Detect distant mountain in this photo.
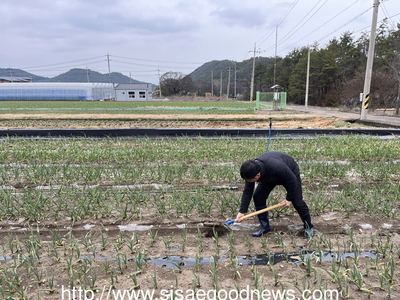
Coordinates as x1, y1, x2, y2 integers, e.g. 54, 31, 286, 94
0, 68, 47, 82
41, 68, 141, 84
0, 68, 142, 84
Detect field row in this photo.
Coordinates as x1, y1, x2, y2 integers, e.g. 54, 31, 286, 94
0, 135, 399, 299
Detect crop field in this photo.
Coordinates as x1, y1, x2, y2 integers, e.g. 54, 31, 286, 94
0, 99, 368, 130
0, 134, 399, 300
0, 100, 256, 116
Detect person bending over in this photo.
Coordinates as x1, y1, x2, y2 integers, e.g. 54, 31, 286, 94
235, 151, 314, 238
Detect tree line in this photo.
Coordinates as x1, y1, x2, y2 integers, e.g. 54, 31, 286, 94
159, 22, 400, 113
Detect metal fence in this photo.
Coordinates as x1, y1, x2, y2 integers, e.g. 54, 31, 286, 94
255, 91, 287, 110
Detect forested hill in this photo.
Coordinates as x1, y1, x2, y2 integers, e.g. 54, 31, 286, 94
184, 24, 400, 110
189, 57, 275, 83
0, 68, 139, 83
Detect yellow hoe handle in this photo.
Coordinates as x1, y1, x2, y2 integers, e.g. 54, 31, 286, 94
239, 202, 286, 221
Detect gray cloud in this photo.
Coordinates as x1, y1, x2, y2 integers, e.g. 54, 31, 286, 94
0, 0, 399, 84
210, 6, 268, 28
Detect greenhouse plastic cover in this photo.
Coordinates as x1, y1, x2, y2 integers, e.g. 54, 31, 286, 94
0, 83, 115, 101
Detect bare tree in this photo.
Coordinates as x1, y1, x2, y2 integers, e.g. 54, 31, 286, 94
179, 75, 197, 95
159, 72, 198, 96
160, 72, 184, 96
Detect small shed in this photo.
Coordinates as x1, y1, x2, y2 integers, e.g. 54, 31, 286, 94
114, 83, 153, 101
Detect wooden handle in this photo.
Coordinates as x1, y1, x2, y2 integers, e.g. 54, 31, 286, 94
239, 202, 286, 221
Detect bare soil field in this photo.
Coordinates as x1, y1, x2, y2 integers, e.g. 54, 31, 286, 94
1, 187, 399, 300
0, 106, 399, 300
0, 111, 359, 129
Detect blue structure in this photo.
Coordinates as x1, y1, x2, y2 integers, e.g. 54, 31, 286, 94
0, 83, 115, 101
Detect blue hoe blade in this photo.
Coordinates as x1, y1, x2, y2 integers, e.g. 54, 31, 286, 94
224, 220, 235, 226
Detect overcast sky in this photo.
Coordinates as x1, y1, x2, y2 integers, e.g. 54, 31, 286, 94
1, 0, 399, 84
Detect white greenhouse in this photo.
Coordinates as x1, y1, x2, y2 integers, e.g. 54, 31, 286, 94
0, 83, 115, 101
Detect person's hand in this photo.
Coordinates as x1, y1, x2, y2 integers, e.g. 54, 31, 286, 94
235, 212, 245, 223
280, 199, 291, 207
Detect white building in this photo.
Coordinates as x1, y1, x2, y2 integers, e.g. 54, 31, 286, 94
0, 82, 154, 101
114, 83, 153, 101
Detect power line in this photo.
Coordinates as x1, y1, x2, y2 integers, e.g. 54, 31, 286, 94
315, 8, 371, 44
110, 55, 202, 65
23, 60, 106, 72
380, 1, 396, 28
253, 0, 398, 59
277, 5, 371, 55
277, 0, 300, 26
352, 11, 400, 35
14, 53, 200, 83
256, 0, 300, 48
111, 59, 196, 70
118, 69, 159, 73
277, 0, 328, 47
19, 56, 106, 70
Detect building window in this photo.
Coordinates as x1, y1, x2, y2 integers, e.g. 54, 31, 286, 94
139, 91, 146, 98
128, 91, 135, 98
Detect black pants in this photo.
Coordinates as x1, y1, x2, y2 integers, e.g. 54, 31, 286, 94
253, 174, 310, 216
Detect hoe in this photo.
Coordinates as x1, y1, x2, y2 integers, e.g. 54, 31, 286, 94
224, 202, 286, 225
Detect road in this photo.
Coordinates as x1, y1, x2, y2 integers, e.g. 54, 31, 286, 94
287, 105, 400, 128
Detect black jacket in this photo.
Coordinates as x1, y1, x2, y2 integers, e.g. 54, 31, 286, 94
239, 151, 300, 213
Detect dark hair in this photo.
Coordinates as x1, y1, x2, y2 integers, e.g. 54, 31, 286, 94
240, 160, 261, 180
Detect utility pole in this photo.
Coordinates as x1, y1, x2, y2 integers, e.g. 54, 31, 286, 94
220, 71, 223, 97
250, 43, 256, 101
107, 53, 112, 84
86, 65, 90, 83
211, 71, 214, 96
274, 25, 278, 86
234, 61, 237, 98
9, 68, 13, 82
158, 67, 162, 98
360, 0, 380, 120
305, 49, 311, 112
226, 67, 231, 98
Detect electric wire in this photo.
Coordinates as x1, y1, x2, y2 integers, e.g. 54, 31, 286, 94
8, 2, 400, 81
315, 8, 371, 44
20, 56, 106, 70
380, 1, 396, 28
277, 6, 371, 55
257, 0, 388, 57
24, 60, 106, 73
256, 0, 323, 52
111, 59, 197, 70
256, 0, 300, 48
13, 52, 202, 82
275, 0, 328, 48
111, 55, 202, 65
333, 11, 400, 37
277, 0, 300, 26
